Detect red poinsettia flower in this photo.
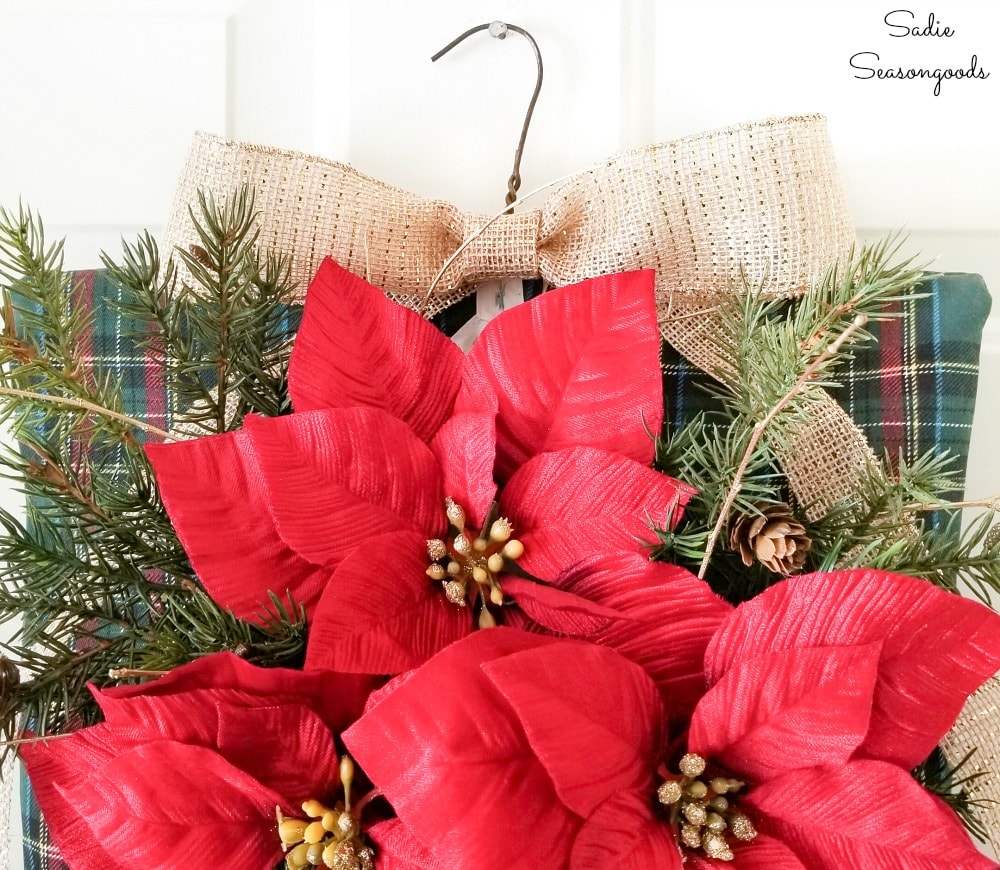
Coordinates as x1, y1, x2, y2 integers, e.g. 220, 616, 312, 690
344, 569, 1000, 869
20, 653, 374, 869
147, 260, 696, 675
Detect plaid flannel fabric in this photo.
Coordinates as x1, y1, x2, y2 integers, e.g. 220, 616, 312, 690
19, 270, 992, 868
662, 273, 992, 508
19, 270, 168, 870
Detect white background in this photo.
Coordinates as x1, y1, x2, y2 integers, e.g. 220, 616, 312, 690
0, 1, 998, 866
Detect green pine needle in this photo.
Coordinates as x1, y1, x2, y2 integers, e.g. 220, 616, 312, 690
0, 193, 306, 755
913, 747, 993, 844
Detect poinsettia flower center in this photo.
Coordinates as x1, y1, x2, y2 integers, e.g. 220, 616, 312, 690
425, 497, 525, 628
277, 755, 376, 870
656, 752, 758, 862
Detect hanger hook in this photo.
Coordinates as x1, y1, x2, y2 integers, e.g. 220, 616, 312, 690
431, 21, 544, 210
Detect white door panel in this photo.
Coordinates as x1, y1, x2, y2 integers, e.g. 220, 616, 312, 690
0, 2, 232, 267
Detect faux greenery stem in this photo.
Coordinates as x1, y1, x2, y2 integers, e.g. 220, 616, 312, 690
107, 668, 170, 680
0, 734, 73, 747
909, 497, 1000, 512
698, 313, 870, 578
0, 384, 173, 441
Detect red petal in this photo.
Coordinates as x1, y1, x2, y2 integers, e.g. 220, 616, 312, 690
62, 742, 284, 868
705, 569, 1000, 768
97, 651, 373, 736
147, 430, 329, 619
748, 761, 996, 870
501, 576, 621, 635
689, 643, 880, 783
343, 629, 579, 869
688, 835, 809, 869
457, 270, 663, 480
484, 640, 664, 818
289, 258, 464, 442
244, 408, 444, 567
548, 553, 730, 721
367, 819, 452, 870
103, 696, 340, 802
305, 530, 470, 674
21, 727, 125, 870
570, 792, 682, 870
500, 446, 694, 578
429, 411, 498, 530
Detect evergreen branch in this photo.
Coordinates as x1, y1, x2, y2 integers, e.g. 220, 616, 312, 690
654, 239, 944, 599
0, 195, 307, 752
104, 189, 299, 433
697, 314, 869, 578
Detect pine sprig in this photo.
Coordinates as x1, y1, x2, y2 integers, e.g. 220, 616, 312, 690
696, 236, 925, 454
654, 235, 1000, 615
653, 238, 941, 597
0, 196, 307, 754
104, 188, 300, 434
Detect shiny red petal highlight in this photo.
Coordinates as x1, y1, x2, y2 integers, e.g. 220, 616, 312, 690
429, 411, 498, 531
343, 629, 578, 870
305, 530, 470, 674
289, 258, 464, 442
457, 270, 663, 480
689, 643, 879, 783
570, 792, 683, 869
244, 407, 444, 567
484, 641, 665, 819
705, 569, 1000, 769
500, 446, 694, 578
546, 553, 731, 720
96, 651, 372, 736
147, 430, 330, 619
63, 742, 284, 868
747, 761, 997, 870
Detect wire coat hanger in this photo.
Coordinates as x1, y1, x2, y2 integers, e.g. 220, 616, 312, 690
432, 21, 543, 210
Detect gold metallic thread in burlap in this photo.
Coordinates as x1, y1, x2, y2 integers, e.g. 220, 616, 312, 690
164, 115, 854, 310
942, 675, 1000, 852
163, 115, 875, 519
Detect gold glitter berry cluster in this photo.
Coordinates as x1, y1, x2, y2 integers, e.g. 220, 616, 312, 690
657, 753, 757, 862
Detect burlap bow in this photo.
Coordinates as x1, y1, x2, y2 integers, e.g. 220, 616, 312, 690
163, 114, 874, 518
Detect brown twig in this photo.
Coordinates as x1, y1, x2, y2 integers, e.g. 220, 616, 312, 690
698, 314, 869, 578
0, 385, 173, 441
908, 497, 1000, 513
657, 305, 721, 325
0, 733, 74, 748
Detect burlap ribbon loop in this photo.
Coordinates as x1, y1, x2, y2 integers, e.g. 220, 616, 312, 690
162, 115, 874, 517
165, 115, 854, 309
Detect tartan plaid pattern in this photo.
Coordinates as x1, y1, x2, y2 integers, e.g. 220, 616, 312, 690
662, 272, 992, 508
20, 270, 991, 868
20, 270, 168, 870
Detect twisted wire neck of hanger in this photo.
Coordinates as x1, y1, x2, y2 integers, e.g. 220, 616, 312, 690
432, 21, 543, 210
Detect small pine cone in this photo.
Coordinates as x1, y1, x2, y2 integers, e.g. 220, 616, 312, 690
729, 503, 811, 575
